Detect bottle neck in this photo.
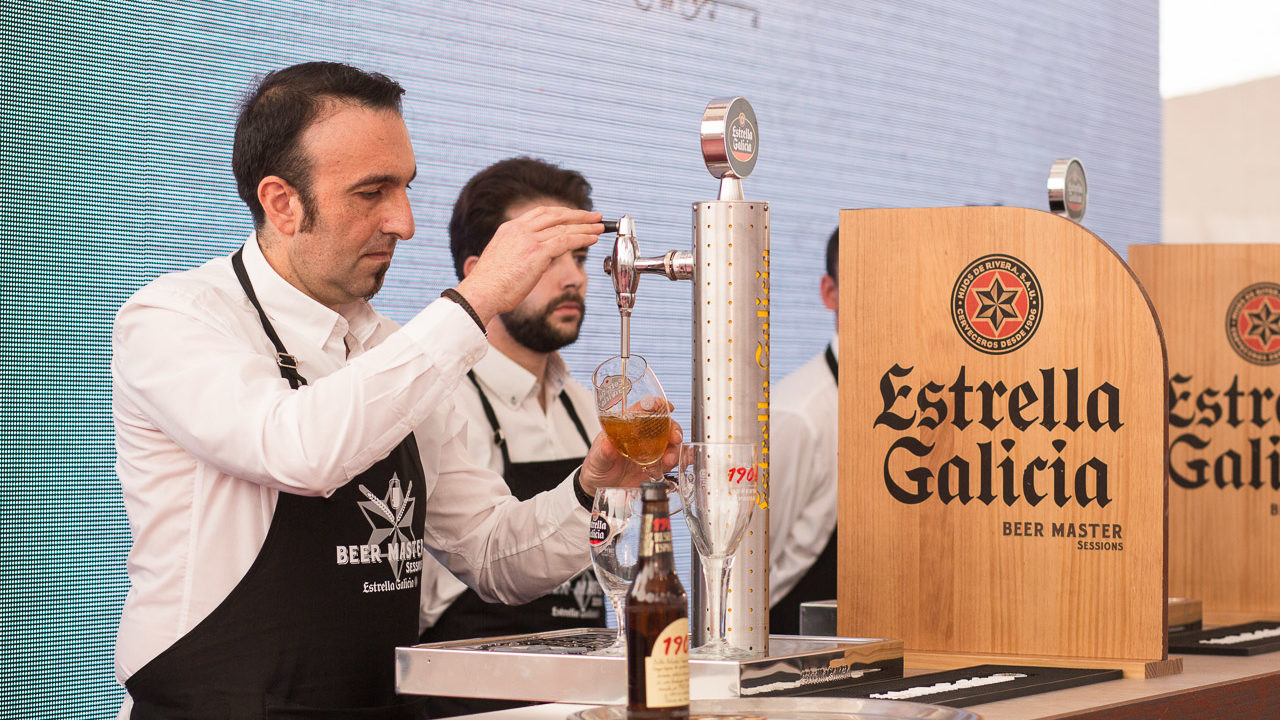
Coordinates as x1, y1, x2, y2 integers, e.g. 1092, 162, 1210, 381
637, 499, 675, 569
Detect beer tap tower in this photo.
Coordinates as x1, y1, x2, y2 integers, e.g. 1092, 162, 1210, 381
397, 101, 905, 703
605, 97, 771, 656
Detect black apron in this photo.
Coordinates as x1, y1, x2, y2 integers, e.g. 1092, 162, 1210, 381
421, 371, 606, 717
769, 345, 839, 636
126, 249, 428, 719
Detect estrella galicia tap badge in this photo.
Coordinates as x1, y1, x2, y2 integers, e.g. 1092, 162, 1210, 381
1065, 161, 1087, 218
336, 474, 424, 593
953, 254, 1043, 354
1226, 282, 1280, 365
730, 111, 756, 163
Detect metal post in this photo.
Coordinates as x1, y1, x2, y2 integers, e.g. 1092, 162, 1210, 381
604, 96, 770, 655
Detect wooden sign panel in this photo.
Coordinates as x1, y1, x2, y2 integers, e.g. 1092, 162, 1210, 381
1130, 244, 1280, 625
837, 207, 1169, 673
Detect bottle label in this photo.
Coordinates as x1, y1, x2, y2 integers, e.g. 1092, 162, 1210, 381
641, 516, 673, 556
644, 617, 689, 707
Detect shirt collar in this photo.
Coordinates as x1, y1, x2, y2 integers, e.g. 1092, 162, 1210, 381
241, 233, 381, 352
472, 347, 568, 409
829, 332, 839, 362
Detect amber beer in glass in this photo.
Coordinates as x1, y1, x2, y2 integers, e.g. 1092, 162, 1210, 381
625, 481, 689, 720
600, 413, 671, 466
594, 354, 671, 479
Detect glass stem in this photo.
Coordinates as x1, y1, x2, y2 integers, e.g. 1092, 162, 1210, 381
702, 555, 731, 646
610, 592, 627, 647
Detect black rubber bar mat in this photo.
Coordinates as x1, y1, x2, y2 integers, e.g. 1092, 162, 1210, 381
799, 664, 1123, 707
1170, 620, 1280, 656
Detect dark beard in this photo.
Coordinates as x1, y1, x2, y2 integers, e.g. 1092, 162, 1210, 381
499, 292, 584, 353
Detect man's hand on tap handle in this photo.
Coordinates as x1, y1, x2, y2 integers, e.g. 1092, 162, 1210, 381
454, 205, 605, 324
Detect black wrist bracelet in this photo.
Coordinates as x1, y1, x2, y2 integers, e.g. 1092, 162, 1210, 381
440, 288, 486, 334
572, 467, 594, 511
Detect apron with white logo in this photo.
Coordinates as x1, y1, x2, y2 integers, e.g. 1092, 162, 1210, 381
126, 249, 427, 719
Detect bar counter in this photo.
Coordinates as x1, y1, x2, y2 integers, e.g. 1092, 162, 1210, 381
444, 651, 1280, 720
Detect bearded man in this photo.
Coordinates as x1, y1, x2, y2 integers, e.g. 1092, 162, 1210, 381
418, 157, 608, 716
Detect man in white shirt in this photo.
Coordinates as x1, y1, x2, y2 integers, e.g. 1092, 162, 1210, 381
769, 228, 840, 635
112, 62, 676, 719
417, 157, 608, 716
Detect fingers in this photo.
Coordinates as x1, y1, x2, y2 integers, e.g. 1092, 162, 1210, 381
514, 205, 602, 231
658, 422, 685, 473
535, 226, 601, 257
633, 396, 666, 414
513, 207, 604, 254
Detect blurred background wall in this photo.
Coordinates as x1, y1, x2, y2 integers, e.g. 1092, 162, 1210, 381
0, 1, 1159, 715
1162, 75, 1280, 245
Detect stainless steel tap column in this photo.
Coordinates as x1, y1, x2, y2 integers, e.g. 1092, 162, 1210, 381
692, 97, 769, 656
602, 97, 769, 655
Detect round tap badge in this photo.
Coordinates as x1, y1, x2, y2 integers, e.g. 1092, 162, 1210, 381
1047, 158, 1087, 222
700, 96, 758, 179
1225, 282, 1280, 365
952, 254, 1043, 355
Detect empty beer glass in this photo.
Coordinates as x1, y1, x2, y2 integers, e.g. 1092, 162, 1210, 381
588, 486, 643, 655
675, 442, 759, 659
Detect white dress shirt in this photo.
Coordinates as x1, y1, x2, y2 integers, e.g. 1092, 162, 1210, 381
419, 348, 601, 629
112, 236, 591, 704
768, 336, 839, 604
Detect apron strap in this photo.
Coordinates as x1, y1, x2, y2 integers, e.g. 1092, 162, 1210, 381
466, 370, 511, 472
465, 370, 595, 473
824, 343, 838, 386
232, 247, 309, 389
559, 389, 592, 447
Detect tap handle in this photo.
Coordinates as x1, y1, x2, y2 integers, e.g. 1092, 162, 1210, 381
601, 219, 619, 234
608, 215, 639, 313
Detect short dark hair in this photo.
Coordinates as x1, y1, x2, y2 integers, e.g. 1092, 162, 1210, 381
232, 62, 405, 228
825, 226, 839, 281
448, 157, 593, 279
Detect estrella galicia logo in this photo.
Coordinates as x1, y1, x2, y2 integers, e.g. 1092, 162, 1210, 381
1226, 282, 1280, 365
730, 111, 756, 163
952, 253, 1043, 355
588, 514, 609, 546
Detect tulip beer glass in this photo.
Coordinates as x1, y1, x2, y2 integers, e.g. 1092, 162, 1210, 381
588, 486, 643, 655
593, 354, 671, 480
675, 442, 759, 659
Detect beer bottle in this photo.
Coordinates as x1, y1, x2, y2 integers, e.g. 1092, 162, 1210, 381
626, 480, 689, 720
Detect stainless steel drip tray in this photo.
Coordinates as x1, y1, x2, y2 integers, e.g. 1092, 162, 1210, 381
396, 629, 904, 704
574, 697, 978, 720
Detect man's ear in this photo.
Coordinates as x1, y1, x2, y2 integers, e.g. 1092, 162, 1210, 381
820, 273, 838, 315
258, 175, 303, 236
462, 255, 481, 278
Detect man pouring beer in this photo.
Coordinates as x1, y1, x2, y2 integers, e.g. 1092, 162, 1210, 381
111, 62, 680, 719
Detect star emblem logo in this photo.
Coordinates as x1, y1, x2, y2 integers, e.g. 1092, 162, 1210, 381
1226, 283, 1280, 365
952, 254, 1043, 355
358, 475, 416, 581
973, 275, 1023, 336
1245, 299, 1280, 349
